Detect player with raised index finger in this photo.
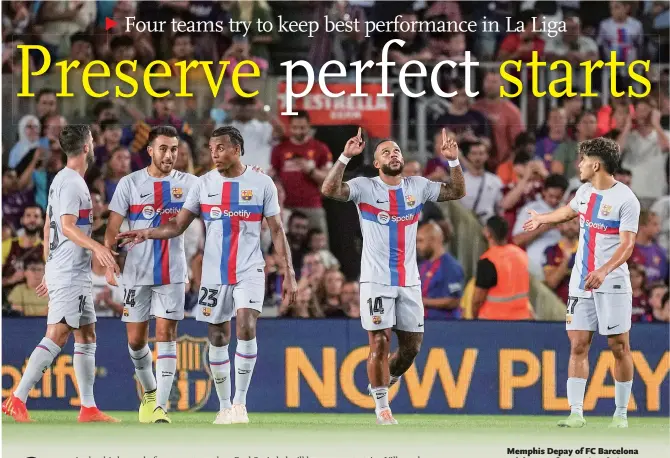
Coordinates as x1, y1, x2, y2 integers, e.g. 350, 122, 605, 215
321, 127, 465, 425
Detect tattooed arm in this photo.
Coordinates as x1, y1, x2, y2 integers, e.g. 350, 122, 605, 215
321, 128, 365, 202
435, 128, 466, 202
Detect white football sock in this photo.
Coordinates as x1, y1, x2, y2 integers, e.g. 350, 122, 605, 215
209, 344, 232, 410
567, 377, 587, 416
389, 375, 401, 388
233, 338, 257, 406
73, 343, 97, 408
14, 338, 61, 403
128, 344, 157, 392
371, 386, 389, 412
614, 379, 633, 418
156, 341, 177, 410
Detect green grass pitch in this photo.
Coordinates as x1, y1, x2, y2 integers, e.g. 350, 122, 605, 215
3, 412, 669, 458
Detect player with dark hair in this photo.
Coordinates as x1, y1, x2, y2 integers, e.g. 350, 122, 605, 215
524, 137, 641, 428
321, 128, 465, 424
2, 125, 119, 423
104, 125, 197, 424
117, 126, 297, 425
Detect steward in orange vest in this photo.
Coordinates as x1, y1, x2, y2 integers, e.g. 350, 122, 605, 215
473, 216, 533, 320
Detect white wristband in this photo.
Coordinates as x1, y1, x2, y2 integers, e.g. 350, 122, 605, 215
338, 155, 351, 165
448, 159, 460, 167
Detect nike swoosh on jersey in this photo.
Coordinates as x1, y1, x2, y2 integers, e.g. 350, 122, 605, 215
208, 193, 220, 197
140, 193, 151, 198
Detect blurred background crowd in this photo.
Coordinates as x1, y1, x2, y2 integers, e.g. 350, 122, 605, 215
2, 0, 669, 323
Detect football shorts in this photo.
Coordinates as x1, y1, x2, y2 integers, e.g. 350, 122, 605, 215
566, 292, 632, 336
360, 282, 424, 333
196, 277, 265, 325
121, 283, 186, 322
47, 285, 96, 328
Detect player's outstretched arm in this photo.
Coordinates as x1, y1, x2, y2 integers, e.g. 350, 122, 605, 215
104, 211, 125, 250
266, 214, 298, 305
61, 214, 119, 273
321, 128, 365, 202
117, 208, 197, 245
522, 205, 578, 232
434, 129, 466, 202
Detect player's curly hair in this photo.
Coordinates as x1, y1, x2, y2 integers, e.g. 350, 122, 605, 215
211, 126, 245, 156
579, 137, 620, 175
59, 124, 91, 158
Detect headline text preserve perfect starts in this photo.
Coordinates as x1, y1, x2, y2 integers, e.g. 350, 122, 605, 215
16, 41, 651, 116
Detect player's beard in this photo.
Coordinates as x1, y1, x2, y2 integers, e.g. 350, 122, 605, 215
381, 162, 404, 176
23, 225, 40, 236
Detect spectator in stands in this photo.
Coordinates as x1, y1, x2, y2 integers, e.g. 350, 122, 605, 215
403, 160, 453, 242
298, 251, 327, 292
319, 269, 347, 318
175, 139, 195, 175
597, 1, 643, 67
473, 71, 525, 168
617, 99, 670, 205
8, 115, 44, 170
552, 111, 598, 179
651, 195, 670, 253
340, 281, 360, 318
433, 78, 490, 149
91, 251, 124, 318
69, 32, 94, 66
29, 142, 64, 211
500, 153, 547, 237
630, 263, 650, 322
2, 206, 43, 304
271, 111, 333, 236
596, 87, 634, 137
388, 11, 431, 65
90, 190, 107, 245
535, 108, 568, 170
41, 114, 67, 146
542, 217, 580, 303
614, 168, 633, 187
168, 32, 208, 83
417, 222, 464, 320
279, 285, 323, 318
286, 211, 310, 277
306, 229, 339, 270
37, 0, 96, 58
460, 141, 503, 226
513, 174, 569, 280
230, 0, 277, 63
630, 210, 669, 286
2, 169, 34, 231
227, 96, 277, 171
545, 15, 598, 94
496, 131, 537, 186
648, 283, 669, 322
2, 1, 31, 36
104, 147, 131, 204
473, 216, 533, 320
222, 35, 269, 77
35, 89, 58, 120
7, 256, 48, 317
2, 224, 14, 241
94, 119, 123, 169
497, 9, 546, 63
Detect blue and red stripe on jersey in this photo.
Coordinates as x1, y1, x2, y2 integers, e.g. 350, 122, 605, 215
579, 193, 621, 290
128, 181, 184, 285
200, 181, 263, 285
76, 209, 92, 226
358, 188, 422, 286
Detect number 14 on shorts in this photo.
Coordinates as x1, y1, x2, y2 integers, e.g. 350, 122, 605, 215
368, 297, 384, 324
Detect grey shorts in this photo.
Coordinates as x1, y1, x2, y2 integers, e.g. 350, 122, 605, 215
121, 283, 186, 322
359, 282, 424, 333
566, 292, 632, 336
195, 277, 265, 325
47, 285, 96, 329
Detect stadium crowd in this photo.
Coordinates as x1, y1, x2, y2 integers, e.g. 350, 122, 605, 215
2, 1, 669, 322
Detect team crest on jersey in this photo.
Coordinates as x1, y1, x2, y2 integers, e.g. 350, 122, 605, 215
172, 187, 183, 199
600, 204, 612, 216
136, 335, 212, 412
405, 195, 416, 207
143, 206, 156, 219
241, 190, 253, 201
203, 307, 211, 317
123, 307, 129, 317
372, 316, 382, 325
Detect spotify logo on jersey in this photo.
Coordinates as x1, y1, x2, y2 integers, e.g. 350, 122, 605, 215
142, 206, 155, 219
210, 207, 222, 219
377, 211, 390, 225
